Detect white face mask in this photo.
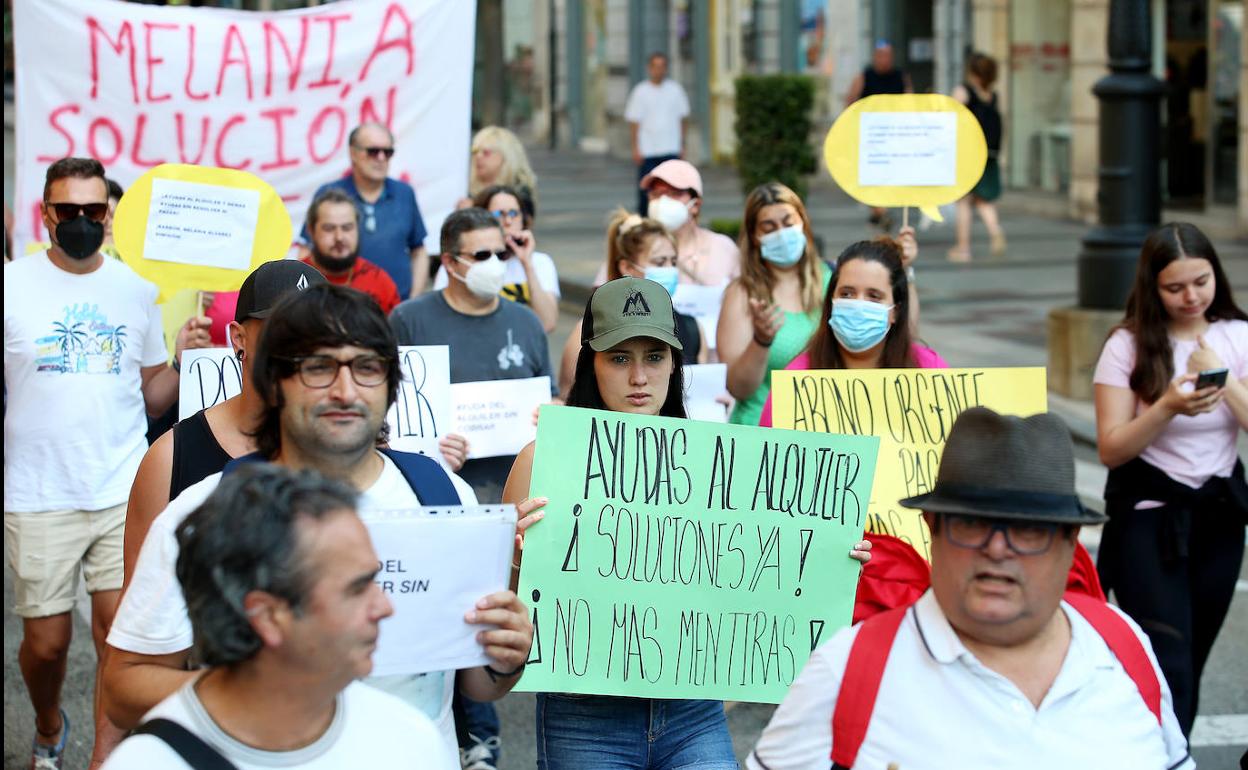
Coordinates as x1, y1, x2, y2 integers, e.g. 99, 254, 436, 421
647, 195, 691, 232
454, 255, 507, 299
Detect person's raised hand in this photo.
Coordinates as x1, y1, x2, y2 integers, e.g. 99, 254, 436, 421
897, 226, 919, 268
508, 230, 536, 266
1161, 373, 1224, 417
513, 496, 548, 558
748, 297, 785, 347
438, 433, 470, 471
1186, 335, 1225, 374
849, 539, 872, 565
174, 316, 213, 361
468, 590, 533, 674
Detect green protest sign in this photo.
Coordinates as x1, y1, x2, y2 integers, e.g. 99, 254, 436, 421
514, 405, 880, 703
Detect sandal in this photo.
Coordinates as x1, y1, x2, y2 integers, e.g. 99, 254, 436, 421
30, 708, 69, 770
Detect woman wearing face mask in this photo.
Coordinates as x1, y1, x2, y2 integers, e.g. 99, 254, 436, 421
718, 182, 825, 426
505, 276, 871, 770
758, 237, 947, 427
436, 184, 560, 332
560, 211, 707, 395
1093, 223, 1247, 737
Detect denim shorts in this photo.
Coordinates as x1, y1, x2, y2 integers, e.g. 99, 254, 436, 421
536, 693, 738, 769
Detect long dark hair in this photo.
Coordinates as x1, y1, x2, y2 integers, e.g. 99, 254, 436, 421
805, 238, 916, 369
250, 284, 401, 459
1118, 222, 1246, 402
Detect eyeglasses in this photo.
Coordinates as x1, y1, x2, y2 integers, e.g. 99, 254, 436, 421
490, 208, 522, 222
283, 355, 390, 388
48, 202, 109, 222
942, 514, 1063, 555
354, 145, 395, 159
455, 249, 510, 262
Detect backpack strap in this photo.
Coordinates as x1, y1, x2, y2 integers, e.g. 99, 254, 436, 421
379, 448, 461, 505
130, 718, 240, 770
829, 605, 910, 769
1063, 591, 1163, 724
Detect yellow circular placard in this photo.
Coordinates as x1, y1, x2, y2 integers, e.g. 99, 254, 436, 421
113, 164, 293, 302
824, 94, 988, 210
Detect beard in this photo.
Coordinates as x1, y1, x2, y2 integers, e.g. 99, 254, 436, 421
312, 247, 360, 274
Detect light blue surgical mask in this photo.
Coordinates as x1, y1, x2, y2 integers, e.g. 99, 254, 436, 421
759, 225, 807, 267
644, 266, 680, 296
829, 298, 893, 353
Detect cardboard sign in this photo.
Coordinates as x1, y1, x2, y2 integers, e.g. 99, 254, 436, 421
179, 347, 243, 420
515, 405, 879, 703
684, 363, 730, 423
771, 367, 1047, 560
365, 506, 516, 676
452, 376, 551, 459
823, 94, 987, 221
11, 0, 474, 260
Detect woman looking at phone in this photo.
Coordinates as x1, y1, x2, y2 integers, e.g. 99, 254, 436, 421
505, 277, 870, 769
1093, 222, 1248, 736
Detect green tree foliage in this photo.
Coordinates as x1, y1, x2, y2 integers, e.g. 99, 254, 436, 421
734, 75, 817, 198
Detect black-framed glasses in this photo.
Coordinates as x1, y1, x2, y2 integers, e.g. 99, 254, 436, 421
353, 145, 395, 159
490, 208, 522, 222
942, 514, 1063, 555
48, 202, 109, 222
283, 355, 390, 388
455, 249, 510, 262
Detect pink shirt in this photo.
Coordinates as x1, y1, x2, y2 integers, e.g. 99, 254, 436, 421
758, 344, 949, 427
1093, 319, 1247, 488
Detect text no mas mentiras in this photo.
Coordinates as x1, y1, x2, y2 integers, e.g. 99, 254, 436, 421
580, 415, 869, 524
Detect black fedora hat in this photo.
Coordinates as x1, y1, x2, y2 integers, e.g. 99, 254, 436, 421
900, 407, 1107, 525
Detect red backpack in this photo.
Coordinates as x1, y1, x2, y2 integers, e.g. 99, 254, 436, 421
834, 533, 1162, 769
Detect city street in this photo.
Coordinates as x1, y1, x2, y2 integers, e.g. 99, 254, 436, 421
4, 110, 1248, 767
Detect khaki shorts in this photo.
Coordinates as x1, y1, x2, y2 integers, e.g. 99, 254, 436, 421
4, 502, 126, 618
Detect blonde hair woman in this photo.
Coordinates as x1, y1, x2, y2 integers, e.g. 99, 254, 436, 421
717, 182, 827, 425
468, 126, 537, 199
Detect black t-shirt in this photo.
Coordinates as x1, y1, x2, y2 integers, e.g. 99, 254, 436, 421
169, 410, 232, 500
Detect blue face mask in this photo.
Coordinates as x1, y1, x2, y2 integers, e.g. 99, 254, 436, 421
829, 298, 893, 353
759, 225, 807, 267
644, 265, 680, 296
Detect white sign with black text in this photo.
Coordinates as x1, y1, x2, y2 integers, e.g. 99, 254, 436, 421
452, 376, 551, 459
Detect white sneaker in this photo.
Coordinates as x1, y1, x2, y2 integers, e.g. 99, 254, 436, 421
459, 733, 501, 770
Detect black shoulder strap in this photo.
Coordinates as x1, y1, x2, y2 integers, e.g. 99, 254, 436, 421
131, 718, 240, 770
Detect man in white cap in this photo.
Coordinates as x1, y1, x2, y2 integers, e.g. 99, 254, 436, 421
748, 407, 1192, 770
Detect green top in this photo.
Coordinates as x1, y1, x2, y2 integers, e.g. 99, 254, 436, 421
729, 265, 831, 426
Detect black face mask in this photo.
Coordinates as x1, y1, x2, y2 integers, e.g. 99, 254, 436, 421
54, 216, 105, 261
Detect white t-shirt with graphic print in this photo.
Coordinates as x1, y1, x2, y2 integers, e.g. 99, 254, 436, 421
3, 251, 167, 511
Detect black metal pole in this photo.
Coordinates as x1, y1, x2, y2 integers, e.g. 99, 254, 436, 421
1076, 0, 1164, 310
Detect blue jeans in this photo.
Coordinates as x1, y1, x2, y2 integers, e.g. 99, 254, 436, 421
536, 694, 738, 769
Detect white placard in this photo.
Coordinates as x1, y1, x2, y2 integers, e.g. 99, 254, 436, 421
179, 347, 242, 420
673, 284, 725, 353
858, 112, 957, 187
452, 376, 551, 459
11, 0, 474, 259
683, 363, 730, 423
143, 178, 260, 270
387, 346, 452, 459
365, 506, 515, 676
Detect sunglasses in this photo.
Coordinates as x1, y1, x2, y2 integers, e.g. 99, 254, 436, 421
355, 146, 395, 159
48, 202, 109, 222
455, 249, 510, 262
490, 208, 522, 222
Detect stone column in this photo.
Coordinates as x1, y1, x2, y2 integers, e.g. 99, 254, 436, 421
1068, 0, 1110, 222
1241, 7, 1248, 232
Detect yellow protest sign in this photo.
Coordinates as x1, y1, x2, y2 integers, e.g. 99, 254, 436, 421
772, 367, 1047, 559
158, 289, 201, 365
824, 94, 987, 220
113, 164, 292, 302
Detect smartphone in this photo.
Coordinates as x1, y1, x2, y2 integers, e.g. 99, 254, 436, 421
1195, 368, 1229, 390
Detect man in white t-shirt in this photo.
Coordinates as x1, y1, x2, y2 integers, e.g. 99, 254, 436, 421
3, 157, 212, 768
101, 284, 532, 767
624, 52, 690, 214
102, 464, 453, 769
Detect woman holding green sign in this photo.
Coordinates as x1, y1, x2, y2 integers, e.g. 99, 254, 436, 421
504, 276, 871, 769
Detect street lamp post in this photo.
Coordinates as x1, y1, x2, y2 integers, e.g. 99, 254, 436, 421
1076, 0, 1165, 309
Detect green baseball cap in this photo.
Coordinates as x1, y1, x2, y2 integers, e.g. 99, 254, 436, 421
581, 277, 684, 352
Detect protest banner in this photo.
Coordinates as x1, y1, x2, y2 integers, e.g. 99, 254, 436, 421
515, 405, 879, 703
822, 94, 987, 223
387, 346, 451, 458
772, 367, 1047, 560
672, 284, 725, 351
451, 376, 551, 459
179, 347, 243, 420
683, 363, 729, 423
364, 506, 515, 676
11, 0, 474, 256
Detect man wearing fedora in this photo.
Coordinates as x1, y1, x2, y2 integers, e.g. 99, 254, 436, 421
748, 407, 1193, 770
